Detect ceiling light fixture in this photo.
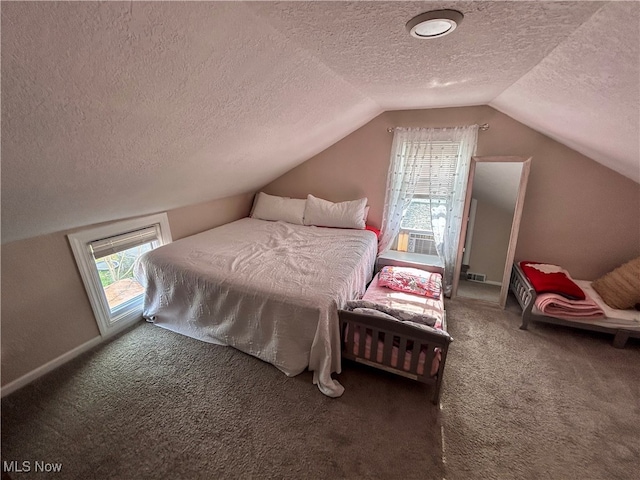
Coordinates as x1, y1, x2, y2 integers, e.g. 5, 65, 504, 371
406, 9, 464, 39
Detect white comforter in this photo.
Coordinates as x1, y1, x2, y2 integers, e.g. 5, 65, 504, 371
134, 218, 377, 397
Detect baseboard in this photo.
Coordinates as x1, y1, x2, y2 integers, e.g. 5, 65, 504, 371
1, 335, 103, 398
465, 279, 501, 286
1, 317, 144, 398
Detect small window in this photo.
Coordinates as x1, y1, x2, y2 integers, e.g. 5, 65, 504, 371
394, 140, 461, 256
68, 213, 172, 336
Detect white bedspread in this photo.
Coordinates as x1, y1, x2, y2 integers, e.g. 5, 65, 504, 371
134, 218, 377, 397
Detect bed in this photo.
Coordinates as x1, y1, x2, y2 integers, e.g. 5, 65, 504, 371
338, 268, 452, 404
134, 217, 378, 397
510, 262, 640, 348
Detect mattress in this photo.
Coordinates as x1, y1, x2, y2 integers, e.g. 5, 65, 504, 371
134, 217, 378, 397
361, 274, 445, 330
532, 279, 640, 331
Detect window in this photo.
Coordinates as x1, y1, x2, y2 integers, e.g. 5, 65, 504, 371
394, 140, 461, 256
68, 213, 172, 336
381, 125, 477, 295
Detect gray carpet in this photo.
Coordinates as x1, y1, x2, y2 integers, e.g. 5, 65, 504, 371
2, 295, 639, 479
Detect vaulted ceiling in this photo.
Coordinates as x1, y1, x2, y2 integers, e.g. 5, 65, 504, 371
2, 1, 638, 243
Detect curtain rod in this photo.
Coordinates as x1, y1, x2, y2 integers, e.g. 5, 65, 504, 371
386, 123, 489, 133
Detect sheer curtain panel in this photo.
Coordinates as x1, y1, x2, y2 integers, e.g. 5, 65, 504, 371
378, 129, 423, 253
430, 126, 478, 295
379, 125, 478, 295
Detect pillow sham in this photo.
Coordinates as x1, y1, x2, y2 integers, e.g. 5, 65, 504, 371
251, 192, 306, 225
365, 225, 381, 239
378, 266, 442, 299
303, 194, 367, 229
591, 257, 640, 310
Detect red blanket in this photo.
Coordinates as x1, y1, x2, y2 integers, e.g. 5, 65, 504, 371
520, 261, 585, 300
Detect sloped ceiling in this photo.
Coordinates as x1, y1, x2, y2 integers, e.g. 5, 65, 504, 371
2, 1, 638, 243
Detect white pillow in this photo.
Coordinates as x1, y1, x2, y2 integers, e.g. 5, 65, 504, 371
251, 192, 306, 225
303, 194, 367, 229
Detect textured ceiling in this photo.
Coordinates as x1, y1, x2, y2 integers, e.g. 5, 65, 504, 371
491, 1, 640, 181
2, 1, 638, 243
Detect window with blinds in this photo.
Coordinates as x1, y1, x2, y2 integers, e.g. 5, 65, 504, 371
395, 140, 461, 255
409, 141, 461, 197
90, 225, 160, 258
68, 213, 172, 337
91, 226, 161, 314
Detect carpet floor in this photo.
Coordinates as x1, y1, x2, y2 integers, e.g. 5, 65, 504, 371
2, 295, 639, 479
456, 279, 501, 303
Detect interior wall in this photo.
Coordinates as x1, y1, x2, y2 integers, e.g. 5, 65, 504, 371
1, 192, 254, 387
167, 193, 254, 240
263, 106, 640, 280
468, 199, 513, 284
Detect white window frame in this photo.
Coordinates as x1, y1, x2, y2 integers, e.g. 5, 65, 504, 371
68, 213, 172, 337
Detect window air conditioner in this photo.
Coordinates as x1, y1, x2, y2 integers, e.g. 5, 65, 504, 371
407, 232, 438, 255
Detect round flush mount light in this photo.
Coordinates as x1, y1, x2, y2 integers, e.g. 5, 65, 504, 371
406, 9, 464, 39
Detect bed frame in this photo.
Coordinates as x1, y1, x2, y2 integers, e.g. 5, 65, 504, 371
338, 310, 452, 404
509, 263, 638, 348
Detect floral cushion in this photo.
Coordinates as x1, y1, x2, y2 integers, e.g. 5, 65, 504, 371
378, 266, 442, 299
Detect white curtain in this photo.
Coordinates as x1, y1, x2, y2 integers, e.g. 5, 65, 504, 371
379, 125, 478, 295
378, 129, 423, 253
428, 126, 478, 295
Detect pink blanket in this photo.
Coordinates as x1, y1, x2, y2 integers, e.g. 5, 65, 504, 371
535, 292, 605, 320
